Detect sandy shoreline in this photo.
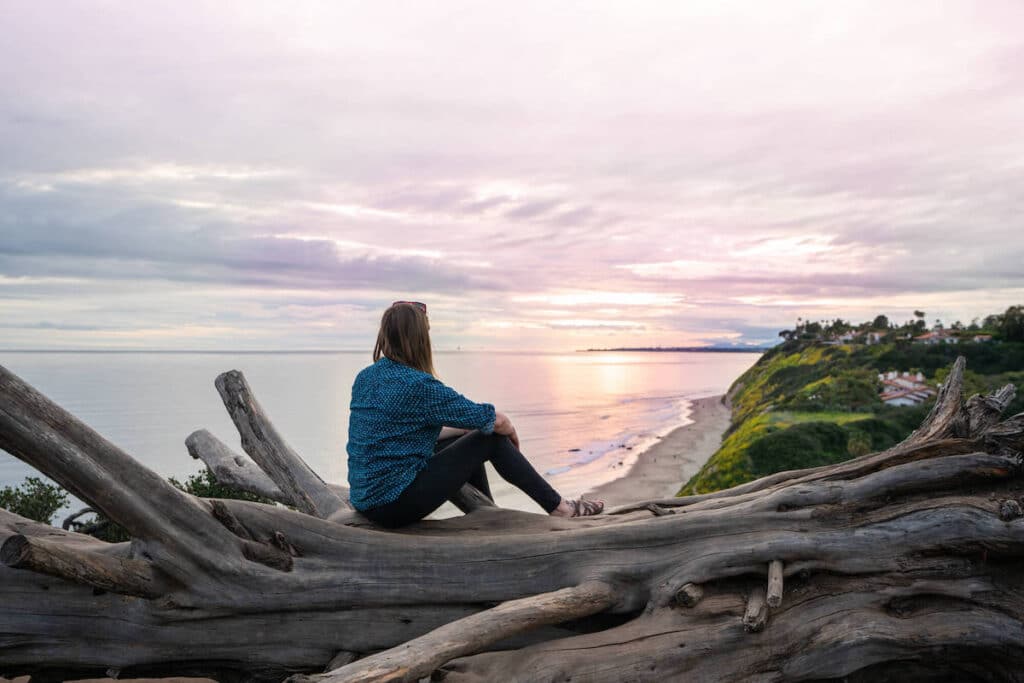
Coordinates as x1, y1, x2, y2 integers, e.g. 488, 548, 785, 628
584, 394, 731, 507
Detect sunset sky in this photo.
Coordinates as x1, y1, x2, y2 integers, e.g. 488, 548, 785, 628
1, 1, 1022, 351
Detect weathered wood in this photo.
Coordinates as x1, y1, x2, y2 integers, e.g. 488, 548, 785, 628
984, 411, 1024, 453
905, 355, 969, 444
448, 480, 498, 513
186, 428, 296, 504
742, 586, 768, 633
674, 582, 703, 608
766, 559, 783, 608
215, 370, 347, 518
299, 581, 616, 683
0, 364, 250, 579
967, 384, 1017, 435
0, 533, 165, 598
60, 506, 96, 531
443, 574, 1024, 682
1, 356, 1023, 682
324, 651, 358, 672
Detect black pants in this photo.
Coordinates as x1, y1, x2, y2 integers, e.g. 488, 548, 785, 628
360, 430, 563, 528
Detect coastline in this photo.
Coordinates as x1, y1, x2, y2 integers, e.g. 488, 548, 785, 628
583, 395, 731, 507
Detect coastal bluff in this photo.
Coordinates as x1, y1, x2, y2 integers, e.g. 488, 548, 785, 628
2, 357, 1024, 681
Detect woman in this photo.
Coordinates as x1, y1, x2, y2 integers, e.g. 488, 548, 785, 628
346, 301, 604, 527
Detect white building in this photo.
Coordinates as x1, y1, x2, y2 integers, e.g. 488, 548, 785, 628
879, 371, 936, 407
914, 330, 958, 345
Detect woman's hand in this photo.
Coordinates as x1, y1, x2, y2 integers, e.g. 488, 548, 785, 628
493, 411, 520, 449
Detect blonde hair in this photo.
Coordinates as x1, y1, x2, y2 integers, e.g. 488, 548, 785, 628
373, 303, 436, 376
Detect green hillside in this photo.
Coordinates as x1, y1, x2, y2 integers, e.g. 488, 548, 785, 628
680, 309, 1024, 496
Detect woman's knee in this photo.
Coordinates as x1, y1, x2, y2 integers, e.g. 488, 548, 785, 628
459, 429, 510, 449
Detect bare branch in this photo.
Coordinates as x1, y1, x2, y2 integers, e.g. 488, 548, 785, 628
186, 429, 293, 504
0, 364, 243, 561
296, 581, 617, 683
1, 534, 167, 598
767, 560, 783, 608
743, 586, 768, 633
215, 370, 348, 518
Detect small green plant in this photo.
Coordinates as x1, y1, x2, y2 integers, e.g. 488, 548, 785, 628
168, 467, 277, 504
30, 468, 280, 543
0, 476, 69, 524
745, 422, 850, 476
85, 469, 279, 542
84, 513, 132, 543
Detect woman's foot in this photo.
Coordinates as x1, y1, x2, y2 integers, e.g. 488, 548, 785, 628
550, 497, 604, 518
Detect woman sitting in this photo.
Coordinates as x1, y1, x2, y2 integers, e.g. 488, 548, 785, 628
346, 301, 604, 528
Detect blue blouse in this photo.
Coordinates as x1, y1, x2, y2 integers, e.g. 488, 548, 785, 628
346, 356, 496, 510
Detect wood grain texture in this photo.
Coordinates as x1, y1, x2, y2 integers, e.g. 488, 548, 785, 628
215, 370, 347, 518
1, 533, 165, 598
295, 582, 616, 683
766, 559, 783, 608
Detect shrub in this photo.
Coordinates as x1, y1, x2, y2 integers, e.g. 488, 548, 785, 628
75, 468, 278, 543
745, 422, 851, 476
0, 476, 69, 524
782, 369, 882, 413
168, 467, 277, 504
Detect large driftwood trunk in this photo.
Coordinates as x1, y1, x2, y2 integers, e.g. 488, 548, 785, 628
1, 358, 1022, 682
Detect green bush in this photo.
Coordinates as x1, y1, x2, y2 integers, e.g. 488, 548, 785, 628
867, 341, 1024, 376
782, 369, 882, 413
85, 468, 279, 542
745, 422, 851, 475
0, 476, 69, 524
85, 513, 132, 543
168, 467, 277, 504
683, 310, 1024, 498
23, 467, 280, 542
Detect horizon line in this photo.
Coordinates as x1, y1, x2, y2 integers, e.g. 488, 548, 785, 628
0, 346, 770, 355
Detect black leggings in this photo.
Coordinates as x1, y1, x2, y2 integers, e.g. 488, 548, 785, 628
360, 430, 563, 528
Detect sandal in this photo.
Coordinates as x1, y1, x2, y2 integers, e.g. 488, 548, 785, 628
568, 498, 604, 517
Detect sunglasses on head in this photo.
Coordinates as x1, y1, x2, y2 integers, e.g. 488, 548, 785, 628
392, 300, 427, 314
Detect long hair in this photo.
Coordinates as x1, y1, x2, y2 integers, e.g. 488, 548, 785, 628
373, 303, 436, 376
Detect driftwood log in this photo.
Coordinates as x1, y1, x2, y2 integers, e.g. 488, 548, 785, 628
1, 357, 1023, 682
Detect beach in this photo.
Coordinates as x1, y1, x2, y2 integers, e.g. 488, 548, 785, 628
584, 394, 731, 507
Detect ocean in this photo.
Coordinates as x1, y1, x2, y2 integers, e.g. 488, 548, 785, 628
0, 350, 759, 513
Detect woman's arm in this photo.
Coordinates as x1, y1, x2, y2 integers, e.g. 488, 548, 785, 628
437, 415, 518, 448
412, 376, 497, 434
492, 411, 519, 449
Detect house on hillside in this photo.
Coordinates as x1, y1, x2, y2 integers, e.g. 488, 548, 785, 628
866, 331, 884, 345
972, 334, 993, 343
914, 329, 958, 345
824, 331, 858, 345
878, 371, 936, 407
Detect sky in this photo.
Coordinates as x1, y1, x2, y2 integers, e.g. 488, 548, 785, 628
1, 1, 1022, 351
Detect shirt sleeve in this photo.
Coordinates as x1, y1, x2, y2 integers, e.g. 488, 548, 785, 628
412, 375, 497, 434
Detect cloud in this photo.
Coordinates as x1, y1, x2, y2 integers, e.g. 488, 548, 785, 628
0, 1, 1022, 349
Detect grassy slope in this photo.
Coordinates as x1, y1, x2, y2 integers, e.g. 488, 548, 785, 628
679, 340, 1024, 496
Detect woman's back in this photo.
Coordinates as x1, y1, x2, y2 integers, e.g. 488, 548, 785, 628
346, 356, 494, 510
347, 301, 600, 525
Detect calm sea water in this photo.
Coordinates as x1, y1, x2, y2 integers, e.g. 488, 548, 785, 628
0, 350, 759, 513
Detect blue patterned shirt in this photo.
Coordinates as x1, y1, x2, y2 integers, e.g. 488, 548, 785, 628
346, 356, 497, 510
